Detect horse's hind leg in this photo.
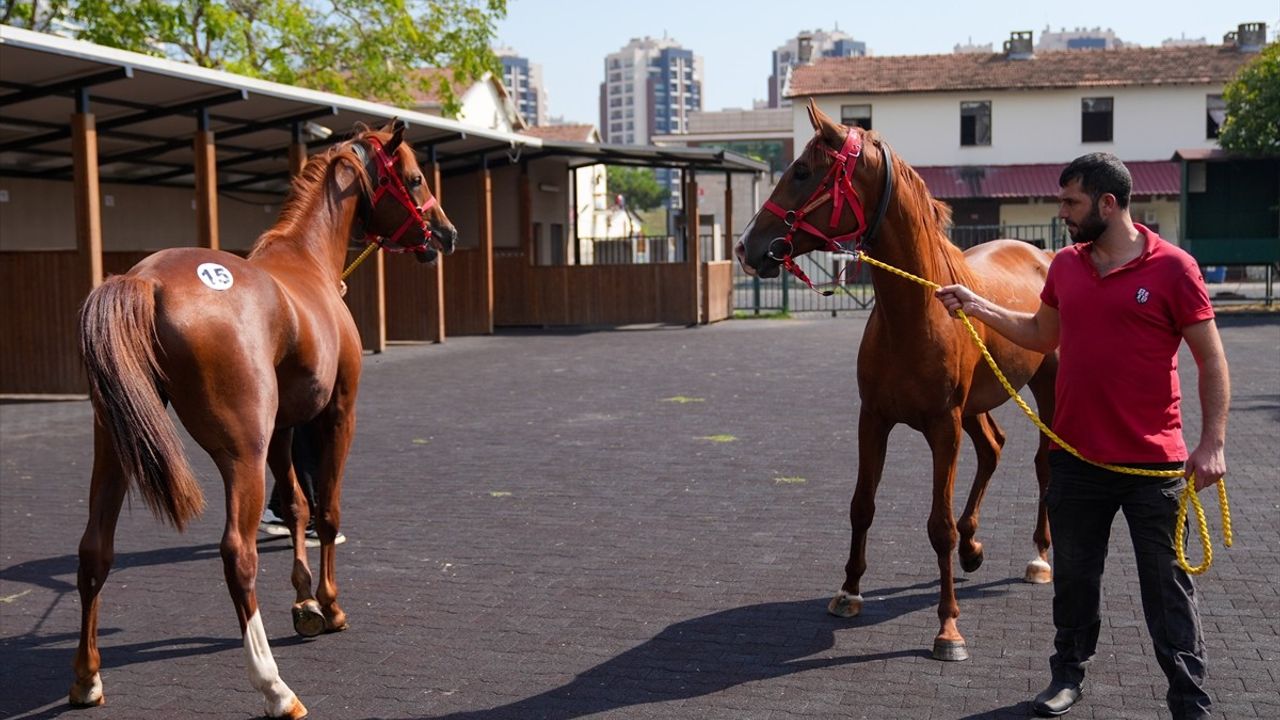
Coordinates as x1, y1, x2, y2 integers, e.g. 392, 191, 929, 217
69, 421, 129, 708
212, 448, 306, 719
1025, 359, 1057, 584
310, 411, 353, 633
957, 412, 1005, 573
265, 428, 324, 637
830, 408, 891, 618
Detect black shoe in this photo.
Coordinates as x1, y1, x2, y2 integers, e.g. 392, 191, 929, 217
1032, 681, 1083, 717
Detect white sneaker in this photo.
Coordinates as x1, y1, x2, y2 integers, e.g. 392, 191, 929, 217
292, 527, 347, 548
259, 508, 291, 536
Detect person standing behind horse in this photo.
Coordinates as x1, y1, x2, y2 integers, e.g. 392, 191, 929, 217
935, 153, 1229, 720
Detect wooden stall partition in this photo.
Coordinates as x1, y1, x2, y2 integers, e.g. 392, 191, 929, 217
343, 248, 386, 352
702, 260, 734, 323
0, 251, 89, 394
442, 248, 492, 335
383, 257, 436, 342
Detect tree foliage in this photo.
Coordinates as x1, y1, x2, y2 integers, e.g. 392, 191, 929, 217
1, 0, 507, 116
606, 166, 667, 212
1219, 43, 1280, 156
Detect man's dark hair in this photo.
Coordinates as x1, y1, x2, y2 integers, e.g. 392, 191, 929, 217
1059, 153, 1132, 208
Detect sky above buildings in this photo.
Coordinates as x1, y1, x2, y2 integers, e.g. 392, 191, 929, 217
493, 0, 1279, 125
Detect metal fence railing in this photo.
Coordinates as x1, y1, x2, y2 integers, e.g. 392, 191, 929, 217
733, 224, 1067, 316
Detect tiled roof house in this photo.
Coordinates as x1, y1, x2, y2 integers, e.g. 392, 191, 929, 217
781, 24, 1268, 239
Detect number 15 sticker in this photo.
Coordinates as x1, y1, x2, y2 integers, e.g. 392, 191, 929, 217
196, 262, 234, 291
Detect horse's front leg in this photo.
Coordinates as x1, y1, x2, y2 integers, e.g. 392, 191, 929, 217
266, 428, 325, 637
215, 448, 306, 719
829, 407, 892, 618
69, 422, 129, 708
926, 409, 968, 661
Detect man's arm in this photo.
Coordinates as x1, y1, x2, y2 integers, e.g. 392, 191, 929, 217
1182, 318, 1230, 491
934, 285, 1060, 353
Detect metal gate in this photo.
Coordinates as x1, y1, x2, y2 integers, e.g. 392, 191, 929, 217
734, 223, 1066, 316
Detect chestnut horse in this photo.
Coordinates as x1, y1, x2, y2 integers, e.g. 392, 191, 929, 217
70, 121, 456, 718
735, 101, 1056, 661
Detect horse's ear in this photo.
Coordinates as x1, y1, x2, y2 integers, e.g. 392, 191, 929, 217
806, 98, 821, 131
806, 99, 846, 148
384, 118, 407, 155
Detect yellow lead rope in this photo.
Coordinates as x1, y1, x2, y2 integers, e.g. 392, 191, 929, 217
851, 250, 1232, 575
341, 242, 380, 281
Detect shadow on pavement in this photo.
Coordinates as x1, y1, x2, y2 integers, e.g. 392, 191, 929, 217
412, 577, 1018, 720
0, 541, 294, 719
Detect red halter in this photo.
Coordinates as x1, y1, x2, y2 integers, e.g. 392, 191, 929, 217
761, 128, 894, 294
360, 136, 436, 254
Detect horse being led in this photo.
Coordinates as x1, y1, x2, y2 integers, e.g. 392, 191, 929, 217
70, 120, 456, 718
735, 101, 1057, 661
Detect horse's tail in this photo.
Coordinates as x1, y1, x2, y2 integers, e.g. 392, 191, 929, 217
79, 275, 204, 530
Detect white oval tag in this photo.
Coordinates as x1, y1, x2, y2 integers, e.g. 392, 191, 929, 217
196, 262, 234, 291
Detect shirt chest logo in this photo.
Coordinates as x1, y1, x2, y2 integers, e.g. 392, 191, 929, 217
1135, 287, 1150, 304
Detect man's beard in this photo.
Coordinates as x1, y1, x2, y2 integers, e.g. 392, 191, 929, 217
1067, 201, 1107, 244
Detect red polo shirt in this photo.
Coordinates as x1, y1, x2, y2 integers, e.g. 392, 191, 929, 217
1040, 224, 1214, 463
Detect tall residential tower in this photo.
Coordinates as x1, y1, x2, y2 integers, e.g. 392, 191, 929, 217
599, 36, 703, 145
496, 47, 548, 126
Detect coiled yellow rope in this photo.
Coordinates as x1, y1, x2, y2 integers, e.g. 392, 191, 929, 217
851, 249, 1232, 575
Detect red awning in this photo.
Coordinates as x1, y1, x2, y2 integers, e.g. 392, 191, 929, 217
914, 161, 1180, 200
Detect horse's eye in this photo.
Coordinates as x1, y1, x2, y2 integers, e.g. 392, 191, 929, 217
409, 175, 423, 188
792, 164, 811, 181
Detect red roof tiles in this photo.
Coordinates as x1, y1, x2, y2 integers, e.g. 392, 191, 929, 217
913, 161, 1180, 200
787, 45, 1255, 97
518, 124, 598, 142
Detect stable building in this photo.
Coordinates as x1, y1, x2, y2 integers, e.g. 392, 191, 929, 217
0, 27, 766, 394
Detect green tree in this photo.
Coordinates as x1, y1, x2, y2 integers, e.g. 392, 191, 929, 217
1219, 42, 1280, 156
2, 0, 506, 116
606, 166, 667, 212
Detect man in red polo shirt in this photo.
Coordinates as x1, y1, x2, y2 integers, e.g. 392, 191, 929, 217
935, 153, 1229, 720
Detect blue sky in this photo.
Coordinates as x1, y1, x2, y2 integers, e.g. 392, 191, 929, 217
493, 0, 1279, 125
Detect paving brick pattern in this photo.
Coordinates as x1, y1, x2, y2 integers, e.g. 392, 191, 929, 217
2, 314, 1277, 720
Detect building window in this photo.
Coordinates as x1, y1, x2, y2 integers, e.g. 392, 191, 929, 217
1081, 97, 1113, 142
1206, 95, 1226, 139
840, 104, 872, 130
960, 101, 991, 146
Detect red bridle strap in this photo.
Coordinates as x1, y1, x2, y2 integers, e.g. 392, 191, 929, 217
363, 136, 435, 254
759, 130, 873, 294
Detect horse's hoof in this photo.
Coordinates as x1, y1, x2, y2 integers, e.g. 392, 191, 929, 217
932, 638, 970, 662
69, 673, 104, 707
323, 605, 348, 633
827, 591, 863, 618
276, 696, 308, 719
1024, 558, 1052, 584
960, 548, 985, 573
292, 601, 326, 638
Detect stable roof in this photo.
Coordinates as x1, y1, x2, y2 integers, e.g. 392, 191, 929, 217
0, 25, 539, 193
516, 139, 771, 174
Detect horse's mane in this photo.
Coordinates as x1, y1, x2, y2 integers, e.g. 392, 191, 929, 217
248, 133, 375, 258
863, 131, 976, 290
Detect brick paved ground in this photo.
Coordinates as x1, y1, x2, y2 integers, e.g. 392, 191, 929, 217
2, 313, 1277, 720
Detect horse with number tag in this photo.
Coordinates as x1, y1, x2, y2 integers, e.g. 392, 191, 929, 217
735, 101, 1057, 662
69, 120, 456, 718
